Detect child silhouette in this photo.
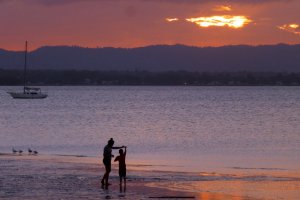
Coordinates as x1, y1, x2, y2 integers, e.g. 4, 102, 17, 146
114, 146, 127, 185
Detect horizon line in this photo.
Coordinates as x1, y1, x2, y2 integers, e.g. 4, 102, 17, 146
1, 42, 300, 52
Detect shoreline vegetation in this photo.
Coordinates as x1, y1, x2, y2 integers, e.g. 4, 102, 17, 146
1, 153, 299, 200
1, 70, 300, 86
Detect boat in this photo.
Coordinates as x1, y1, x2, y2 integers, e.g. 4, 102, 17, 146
9, 87, 47, 99
8, 41, 48, 99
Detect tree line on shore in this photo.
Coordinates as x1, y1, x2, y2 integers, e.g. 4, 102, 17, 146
0, 69, 299, 86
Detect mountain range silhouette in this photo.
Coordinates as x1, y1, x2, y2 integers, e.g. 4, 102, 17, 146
1, 44, 299, 72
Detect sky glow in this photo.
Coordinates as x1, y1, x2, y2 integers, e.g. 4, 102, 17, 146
213, 5, 232, 12
166, 18, 179, 22
278, 24, 300, 35
185, 16, 251, 28
0, 0, 300, 50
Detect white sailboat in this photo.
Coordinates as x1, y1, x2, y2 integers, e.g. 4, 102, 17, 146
8, 41, 48, 99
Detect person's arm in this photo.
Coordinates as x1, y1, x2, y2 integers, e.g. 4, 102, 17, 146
114, 156, 119, 162
124, 147, 127, 157
112, 146, 125, 149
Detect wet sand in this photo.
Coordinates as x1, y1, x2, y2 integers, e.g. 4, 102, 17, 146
0, 153, 197, 200
0, 153, 299, 200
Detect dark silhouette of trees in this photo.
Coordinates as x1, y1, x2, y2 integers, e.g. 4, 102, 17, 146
0, 69, 299, 86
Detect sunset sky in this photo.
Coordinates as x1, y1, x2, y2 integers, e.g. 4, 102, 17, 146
1, 0, 300, 50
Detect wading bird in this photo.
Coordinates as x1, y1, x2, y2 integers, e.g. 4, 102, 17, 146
12, 147, 18, 154
28, 148, 33, 154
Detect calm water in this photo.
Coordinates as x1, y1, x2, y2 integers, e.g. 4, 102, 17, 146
1, 86, 299, 172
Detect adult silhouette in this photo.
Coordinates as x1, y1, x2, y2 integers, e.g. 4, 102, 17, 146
101, 138, 124, 186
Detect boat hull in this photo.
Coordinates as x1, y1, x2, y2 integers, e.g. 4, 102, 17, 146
8, 92, 48, 99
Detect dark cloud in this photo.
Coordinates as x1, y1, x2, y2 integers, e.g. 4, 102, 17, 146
33, 0, 96, 6
0, 0, 292, 6
0, 0, 95, 6
144, 0, 291, 3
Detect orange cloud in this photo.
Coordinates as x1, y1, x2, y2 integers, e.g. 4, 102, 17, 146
278, 23, 300, 34
213, 5, 232, 11
186, 15, 252, 29
166, 18, 179, 22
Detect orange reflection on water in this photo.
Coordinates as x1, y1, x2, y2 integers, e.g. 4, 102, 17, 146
199, 192, 242, 200
186, 15, 252, 29
192, 180, 300, 200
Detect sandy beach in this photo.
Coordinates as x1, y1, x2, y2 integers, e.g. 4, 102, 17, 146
1, 153, 299, 200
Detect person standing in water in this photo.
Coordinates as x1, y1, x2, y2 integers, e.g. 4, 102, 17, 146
114, 146, 127, 185
101, 138, 124, 186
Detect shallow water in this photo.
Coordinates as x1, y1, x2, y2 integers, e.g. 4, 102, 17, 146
1, 86, 300, 173
1, 154, 299, 200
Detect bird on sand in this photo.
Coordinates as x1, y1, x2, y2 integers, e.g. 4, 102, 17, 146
12, 147, 18, 154
33, 150, 38, 155
28, 148, 33, 154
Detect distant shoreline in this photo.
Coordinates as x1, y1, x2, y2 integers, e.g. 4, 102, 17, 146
1, 70, 300, 86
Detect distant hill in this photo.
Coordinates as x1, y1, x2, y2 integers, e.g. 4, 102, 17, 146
0, 44, 299, 72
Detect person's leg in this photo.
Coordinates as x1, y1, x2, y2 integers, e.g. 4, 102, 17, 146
101, 175, 105, 184
119, 170, 123, 185
105, 163, 111, 185
102, 162, 111, 185
124, 177, 126, 192
101, 162, 106, 184
101, 170, 108, 184
124, 169, 126, 185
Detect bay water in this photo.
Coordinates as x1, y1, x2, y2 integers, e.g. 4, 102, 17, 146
1, 86, 299, 173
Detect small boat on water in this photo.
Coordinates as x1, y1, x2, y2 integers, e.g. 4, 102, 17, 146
8, 41, 47, 99
9, 87, 47, 99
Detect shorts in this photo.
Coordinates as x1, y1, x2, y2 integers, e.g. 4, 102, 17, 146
119, 167, 126, 178
103, 159, 111, 171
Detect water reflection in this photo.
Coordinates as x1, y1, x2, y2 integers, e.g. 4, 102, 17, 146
199, 192, 243, 200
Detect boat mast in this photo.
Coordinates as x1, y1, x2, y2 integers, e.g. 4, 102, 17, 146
23, 41, 27, 94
